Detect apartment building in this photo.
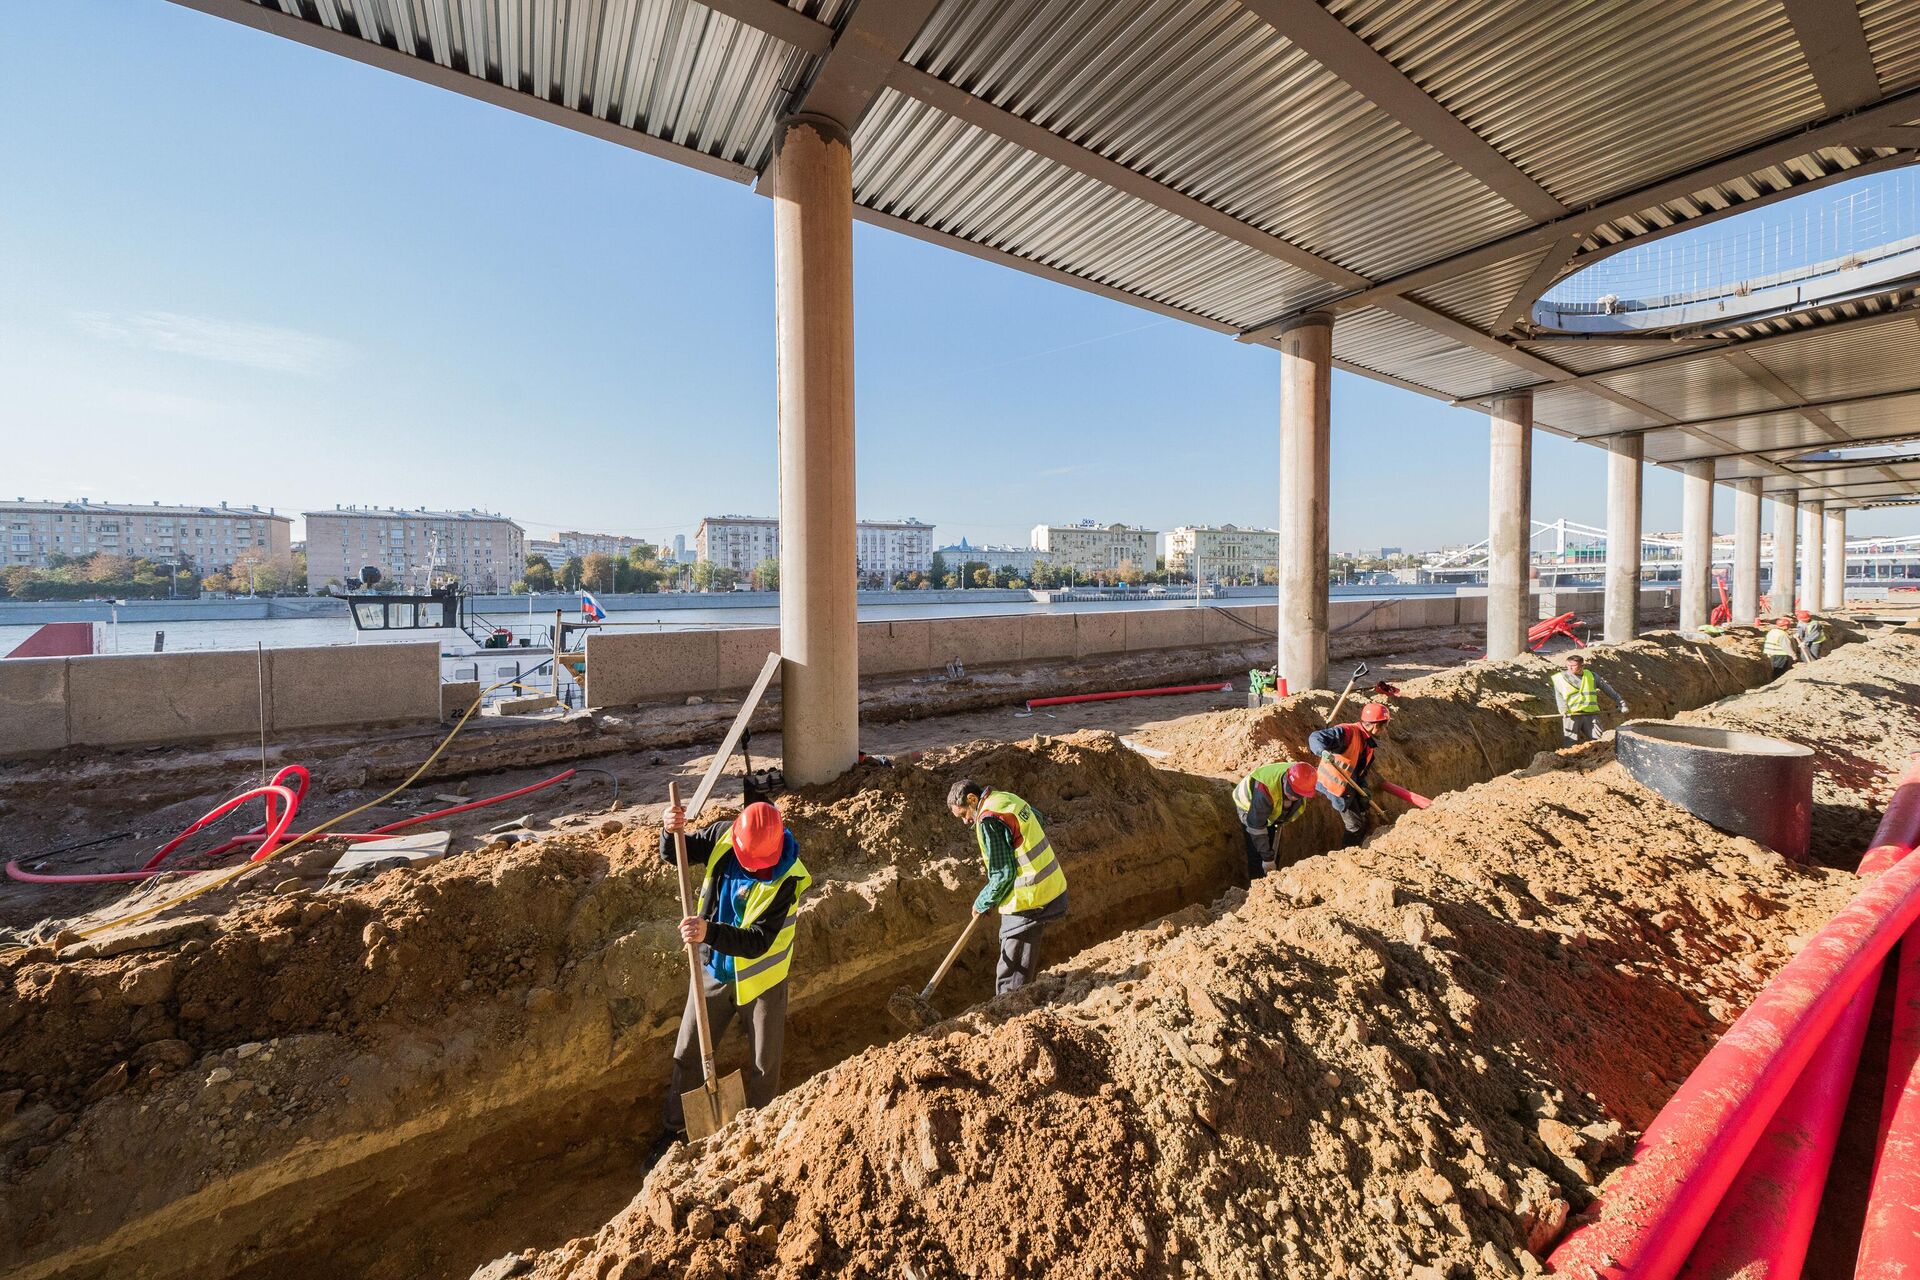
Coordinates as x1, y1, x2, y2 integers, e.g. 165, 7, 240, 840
303, 506, 524, 592
935, 538, 1035, 575
1030, 520, 1157, 574
1, 499, 291, 572
1166, 524, 1280, 581
554, 529, 649, 559
696, 515, 936, 580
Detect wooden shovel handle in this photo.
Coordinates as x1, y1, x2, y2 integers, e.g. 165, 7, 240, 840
922, 910, 990, 998
668, 781, 719, 1082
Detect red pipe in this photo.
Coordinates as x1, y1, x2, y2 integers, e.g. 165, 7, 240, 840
1025, 683, 1231, 710
1548, 827, 1920, 1278
6, 784, 299, 885
1858, 934, 1920, 1274
1379, 781, 1430, 809
1553, 847, 1920, 1277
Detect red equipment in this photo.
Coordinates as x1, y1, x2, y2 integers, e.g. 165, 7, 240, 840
1024, 683, 1231, 710
1709, 573, 1731, 626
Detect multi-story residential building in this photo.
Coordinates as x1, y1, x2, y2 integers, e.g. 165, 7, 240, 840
1030, 520, 1157, 574
554, 530, 648, 559
1166, 524, 1280, 581
527, 538, 563, 560
1, 499, 291, 572
303, 506, 524, 592
935, 538, 1036, 576
696, 515, 936, 581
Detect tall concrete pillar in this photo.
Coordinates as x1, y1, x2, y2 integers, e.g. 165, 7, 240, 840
1800, 499, 1825, 615
1733, 479, 1762, 624
1824, 506, 1847, 610
1486, 391, 1533, 660
1277, 313, 1332, 691
1770, 494, 1798, 617
772, 116, 857, 786
1604, 434, 1644, 644
1679, 460, 1714, 633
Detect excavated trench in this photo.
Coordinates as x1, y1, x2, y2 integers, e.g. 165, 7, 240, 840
0, 627, 1844, 1280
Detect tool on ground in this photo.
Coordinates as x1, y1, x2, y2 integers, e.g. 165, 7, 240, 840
668, 779, 747, 1141
1372, 679, 1400, 698
887, 910, 990, 1031
1326, 661, 1370, 723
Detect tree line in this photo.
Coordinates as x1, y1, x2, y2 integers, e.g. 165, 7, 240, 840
0, 549, 307, 601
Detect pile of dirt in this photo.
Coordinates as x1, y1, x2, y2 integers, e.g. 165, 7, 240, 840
0, 734, 1234, 1280
521, 629, 1913, 1280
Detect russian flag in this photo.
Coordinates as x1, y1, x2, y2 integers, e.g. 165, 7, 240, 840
580, 590, 608, 622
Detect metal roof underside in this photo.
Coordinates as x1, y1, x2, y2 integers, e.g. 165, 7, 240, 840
175, 0, 1920, 508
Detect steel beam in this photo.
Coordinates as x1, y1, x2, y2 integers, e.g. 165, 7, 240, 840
1782, 0, 1882, 114
782, 0, 940, 134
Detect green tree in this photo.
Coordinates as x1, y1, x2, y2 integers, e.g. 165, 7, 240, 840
971, 567, 991, 587
691, 561, 741, 592
582, 552, 617, 593
754, 557, 780, 591
1116, 559, 1145, 586
561, 556, 585, 590
521, 555, 556, 594
929, 552, 948, 588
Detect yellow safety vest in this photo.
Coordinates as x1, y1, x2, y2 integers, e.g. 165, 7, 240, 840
1763, 628, 1797, 659
698, 830, 811, 1005
1553, 669, 1601, 715
1233, 763, 1307, 828
978, 791, 1067, 913
1802, 619, 1828, 644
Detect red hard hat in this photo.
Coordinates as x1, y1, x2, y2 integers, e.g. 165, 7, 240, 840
730, 802, 786, 870
1285, 762, 1318, 797
1796, 610, 1811, 621
1360, 701, 1391, 724
1776, 617, 1793, 627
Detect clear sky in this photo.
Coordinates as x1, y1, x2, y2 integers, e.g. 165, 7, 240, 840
2, 2, 1908, 555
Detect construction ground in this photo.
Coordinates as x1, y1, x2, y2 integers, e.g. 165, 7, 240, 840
2, 607, 1917, 1279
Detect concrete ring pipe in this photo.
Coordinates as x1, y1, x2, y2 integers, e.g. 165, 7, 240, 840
1616, 721, 1814, 860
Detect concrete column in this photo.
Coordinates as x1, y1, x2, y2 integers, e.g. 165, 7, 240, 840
1604, 434, 1644, 644
1679, 460, 1714, 633
1770, 493, 1798, 617
1277, 313, 1332, 690
1732, 479, 1762, 624
1800, 499, 1825, 615
772, 116, 857, 786
1486, 391, 1533, 660
1824, 506, 1847, 610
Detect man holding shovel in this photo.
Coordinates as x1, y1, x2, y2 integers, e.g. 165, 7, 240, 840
1551, 652, 1628, 745
949, 779, 1068, 994
653, 799, 810, 1156
1308, 700, 1392, 848
1232, 761, 1319, 879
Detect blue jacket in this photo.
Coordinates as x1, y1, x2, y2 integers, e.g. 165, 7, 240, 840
660, 821, 802, 984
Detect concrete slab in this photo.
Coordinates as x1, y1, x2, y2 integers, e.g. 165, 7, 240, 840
928, 615, 1023, 670
717, 628, 783, 690
1202, 605, 1273, 647
860, 621, 933, 676
440, 681, 481, 720
586, 631, 720, 707
0, 657, 68, 757
270, 643, 440, 732
1124, 609, 1203, 653
328, 831, 450, 880
68, 650, 264, 748
1073, 611, 1127, 658
1017, 613, 1077, 664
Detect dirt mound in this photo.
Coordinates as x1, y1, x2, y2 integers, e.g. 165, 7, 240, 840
0, 733, 1234, 1280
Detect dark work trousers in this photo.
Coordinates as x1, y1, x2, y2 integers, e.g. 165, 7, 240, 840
998, 893, 1068, 995
1238, 818, 1274, 880
1335, 800, 1371, 848
661, 966, 788, 1132
1561, 713, 1602, 746
1770, 656, 1793, 682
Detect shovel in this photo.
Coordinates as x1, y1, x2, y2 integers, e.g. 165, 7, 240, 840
887, 911, 990, 1031
667, 781, 747, 1141
1326, 661, 1370, 723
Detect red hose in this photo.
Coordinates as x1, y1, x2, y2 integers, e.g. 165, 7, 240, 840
1549, 759, 1920, 1279
1025, 683, 1231, 710
1379, 781, 1430, 809
1859, 933, 1920, 1273
5, 769, 576, 886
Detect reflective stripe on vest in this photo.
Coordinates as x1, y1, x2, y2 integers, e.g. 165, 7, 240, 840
978, 791, 1067, 913
1804, 620, 1828, 644
699, 830, 812, 1005
1764, 628, 1796, 657
1315, 729, 1371, 799
1554, 669, 1601, 715
1232, 761, 1294, 814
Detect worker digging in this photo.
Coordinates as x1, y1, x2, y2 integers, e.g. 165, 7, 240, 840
947, 777, 1069, 994
1230, 759, 1319, 879
1551, 651, 1630, 746
1798, 609, 1830, 660
1307, 698, 1394, 848
1765, 615, 1800, 679
653, 796, 810, 1159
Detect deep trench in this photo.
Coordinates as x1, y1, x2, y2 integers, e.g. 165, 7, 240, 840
12, 629, 1796, 1280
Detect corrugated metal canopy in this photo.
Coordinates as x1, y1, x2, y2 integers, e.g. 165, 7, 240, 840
175, 0, 1920, 507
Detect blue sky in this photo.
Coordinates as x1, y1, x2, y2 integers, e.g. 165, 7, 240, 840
1, 2, 1905, 554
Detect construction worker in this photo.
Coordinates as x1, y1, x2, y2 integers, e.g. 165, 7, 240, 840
1551, 652, 1628, 746
1232, 761, 1319, 879
1764, 616, 1798, 679
1797, 610, 1830, 660
948, 778, 1068, 994
1308, 700, 1392, 848
655, 799, 810, 1153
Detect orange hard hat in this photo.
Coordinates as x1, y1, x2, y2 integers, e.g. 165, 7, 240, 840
1360, 701, 1391, 724
1796, 610, 1811, 621
1776, 616, 1793, 627
1285, 762, 1318, 797
730, 802, 786, 870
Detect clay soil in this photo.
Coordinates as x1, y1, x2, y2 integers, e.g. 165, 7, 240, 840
520, 626, 1920, 1280
0, 615, 1881, 1280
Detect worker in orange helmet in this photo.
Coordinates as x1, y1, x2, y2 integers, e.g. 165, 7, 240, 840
653, 799, 810, 1157
1308, 699, 1394, 848
1796, 609, 1829, 661
1232, 761, 1320, 879
1763, 615, 1799, 680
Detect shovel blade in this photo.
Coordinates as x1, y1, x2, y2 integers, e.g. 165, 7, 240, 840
682, 1070, 748, 1142
887, 987, 939, 1031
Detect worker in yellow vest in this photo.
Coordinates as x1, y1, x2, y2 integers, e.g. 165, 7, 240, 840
948, 778, 1068, 994
1551, 652, 1628, 746
1796, 610, 1830, 660
1232, 761, 1319, 879
1763, 616, 1799, 679
655, 800, 810, 1153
